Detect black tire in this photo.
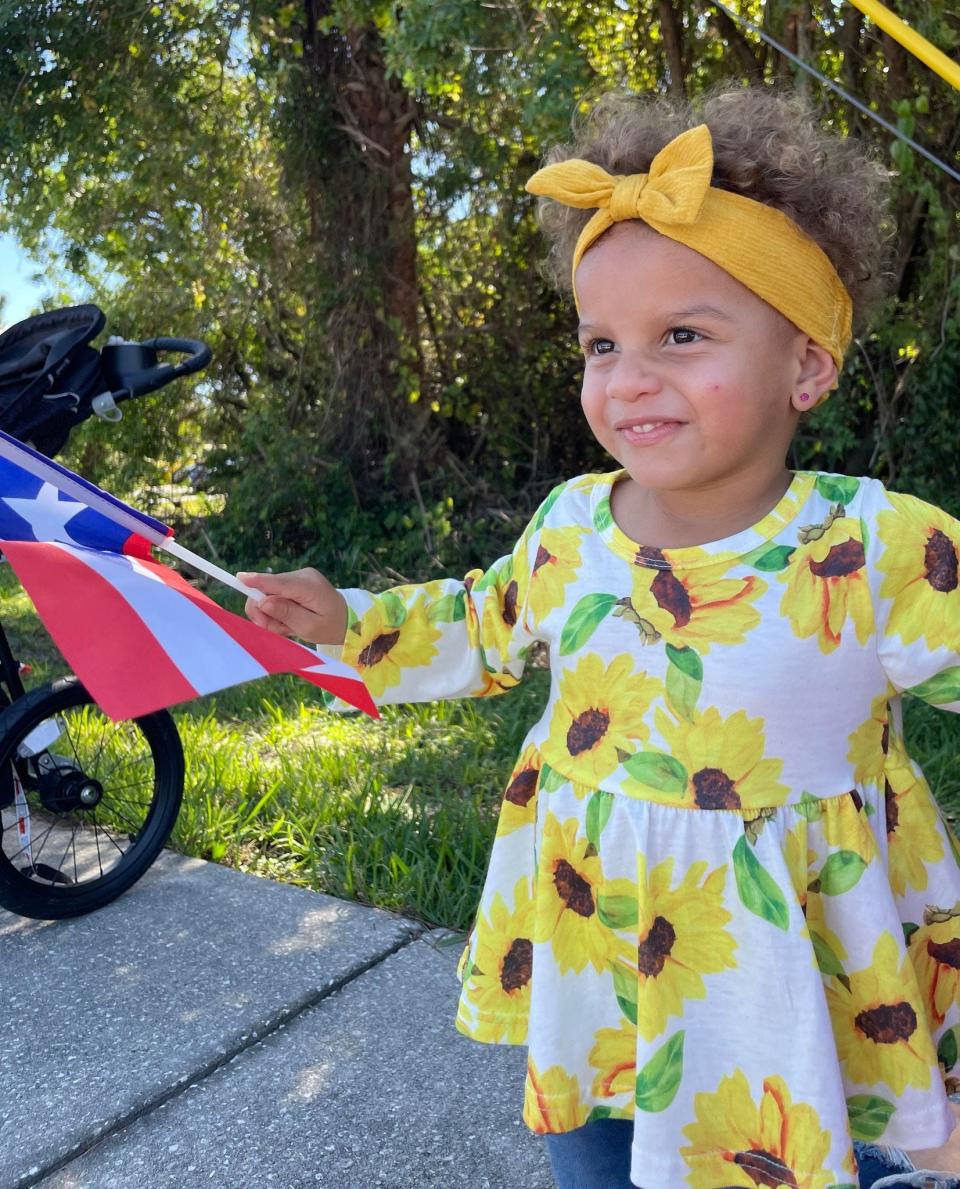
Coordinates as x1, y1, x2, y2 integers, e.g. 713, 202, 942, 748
0, 677, 184, 919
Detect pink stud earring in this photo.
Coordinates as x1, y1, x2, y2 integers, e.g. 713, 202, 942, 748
799, 392, 811, 403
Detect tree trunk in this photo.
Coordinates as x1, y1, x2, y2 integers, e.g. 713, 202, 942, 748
657, 0, 686, 97
299, 0, 426, 477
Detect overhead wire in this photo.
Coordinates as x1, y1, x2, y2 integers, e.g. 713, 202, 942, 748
706, 0, 960, 185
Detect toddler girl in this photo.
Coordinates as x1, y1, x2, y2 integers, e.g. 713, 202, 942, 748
242, 87, 960, 1189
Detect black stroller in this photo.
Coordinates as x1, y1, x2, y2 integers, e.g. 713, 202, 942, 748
0, 305, 210, 920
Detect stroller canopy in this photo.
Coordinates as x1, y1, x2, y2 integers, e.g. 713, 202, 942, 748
0, 305, 107, 458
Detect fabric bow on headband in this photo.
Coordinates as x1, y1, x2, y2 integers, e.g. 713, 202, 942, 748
526, 124, 852, 375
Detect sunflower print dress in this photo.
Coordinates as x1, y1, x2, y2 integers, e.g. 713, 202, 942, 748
337, 469, 960, 1189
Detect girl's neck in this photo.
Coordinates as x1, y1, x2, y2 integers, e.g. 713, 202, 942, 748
610, 466, 794, 549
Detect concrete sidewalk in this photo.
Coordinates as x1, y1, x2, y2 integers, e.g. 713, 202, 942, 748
0, 854, 552, 1189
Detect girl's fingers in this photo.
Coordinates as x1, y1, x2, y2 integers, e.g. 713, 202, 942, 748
237, 569, 330, 611
244, 599, 295, 636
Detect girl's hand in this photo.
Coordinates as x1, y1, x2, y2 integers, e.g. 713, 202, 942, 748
237, 569, 348, 646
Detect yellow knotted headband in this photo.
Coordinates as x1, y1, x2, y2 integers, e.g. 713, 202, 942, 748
526, 124, 852, 372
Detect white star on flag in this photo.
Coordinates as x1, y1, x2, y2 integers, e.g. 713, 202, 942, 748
3, 482, 84, 544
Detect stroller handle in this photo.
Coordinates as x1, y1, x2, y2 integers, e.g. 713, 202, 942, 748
102, 337, 212, 401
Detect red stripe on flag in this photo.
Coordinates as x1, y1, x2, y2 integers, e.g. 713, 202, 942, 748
1, 541, 199, 719
138, 556, 378, 717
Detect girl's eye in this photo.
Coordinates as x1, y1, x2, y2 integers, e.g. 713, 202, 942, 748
585, 338, 615, 356
668, 327, 702, 346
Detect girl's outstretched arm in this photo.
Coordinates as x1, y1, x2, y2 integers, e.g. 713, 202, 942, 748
238, 568, 348, 646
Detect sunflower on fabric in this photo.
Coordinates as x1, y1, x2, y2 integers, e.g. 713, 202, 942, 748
545, 653, 661, 786
876, 492, 960, 652
342, 595, 441, 697
908, 903, 960, 1030
826, 931, 936, 1096
846, 691, 893, 786
652, 706, 788, 811
524, 525, 589, 627
588, 1019, 637, 1101
628, 547, 764, 652
497, 744, 542, 837
680, 1070, 841, 1189
617, 856, 737, 1041
460, 875, 536, 1044
533, 812, 621, 974
523, 1060, 590, 1134
883, 762, 945, 896
778, 512, 872, 654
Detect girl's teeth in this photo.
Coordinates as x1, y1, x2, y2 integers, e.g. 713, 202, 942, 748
637, 423, 659, 431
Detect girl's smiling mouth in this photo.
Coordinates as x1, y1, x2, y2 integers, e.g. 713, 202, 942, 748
617, 418, 685, 446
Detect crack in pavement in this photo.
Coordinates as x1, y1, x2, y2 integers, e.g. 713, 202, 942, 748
20, 925, 425, 1189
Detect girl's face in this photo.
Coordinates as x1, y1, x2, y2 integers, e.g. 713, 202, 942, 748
575, 223, 827, 502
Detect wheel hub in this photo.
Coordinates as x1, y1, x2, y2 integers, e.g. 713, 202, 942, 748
77, 780, 103, 808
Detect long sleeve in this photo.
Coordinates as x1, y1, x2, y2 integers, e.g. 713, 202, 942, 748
336, 494, 554, 706
865, 486, 960, 712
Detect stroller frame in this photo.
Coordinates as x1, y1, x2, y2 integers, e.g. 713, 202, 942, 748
0, 304, 209, 919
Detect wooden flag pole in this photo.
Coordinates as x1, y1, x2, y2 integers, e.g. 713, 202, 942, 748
158, 538, 265, 602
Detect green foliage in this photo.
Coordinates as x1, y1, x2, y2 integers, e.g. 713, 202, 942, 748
0, 3, 957, 562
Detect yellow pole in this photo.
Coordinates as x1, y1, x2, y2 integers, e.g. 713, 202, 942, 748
845, 0, 960, 93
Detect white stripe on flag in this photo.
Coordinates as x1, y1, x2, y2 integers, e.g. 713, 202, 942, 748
54, 543, 268, 694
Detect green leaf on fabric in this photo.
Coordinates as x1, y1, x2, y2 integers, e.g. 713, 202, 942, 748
810, 931, 850, 990
902, 921, 919, 944
635, 1031, 684, 1112
816, 475, 860, 505
427, 590, 467, 623
622, 751, 688, 795
846, 1094, 895, 1141
665, 663, 700, 723
907, 667, 960, 706
380, 591, 408, 628
586, 790, 614, 849
742, 543, 796, 572
612, 962, 638, 1025
533, 484, 564, 531
587, 1106, 614, 1123
732, 835, 790, 931
559, 593, 618, 655
817, 850, 867, 896
538, 763, 567, 793
664, 643, 703, 680
598, 894, 638, 930
471, 565, 498, 592
593, 499, 614, 533
938, 1026, 960, 1072
860, 516, 870, 553
796, 791, 823, 821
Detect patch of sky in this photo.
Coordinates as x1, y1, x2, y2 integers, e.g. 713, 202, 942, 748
0, 233, 54, 329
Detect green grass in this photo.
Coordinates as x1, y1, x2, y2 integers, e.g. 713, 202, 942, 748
0, 566, 957, 928
0, 567, 547, 928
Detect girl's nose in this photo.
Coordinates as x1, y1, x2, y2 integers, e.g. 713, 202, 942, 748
606, 352, 662, 402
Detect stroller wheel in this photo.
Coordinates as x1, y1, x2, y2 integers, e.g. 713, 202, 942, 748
0, 676, 184, 919
19, 862, 75, 885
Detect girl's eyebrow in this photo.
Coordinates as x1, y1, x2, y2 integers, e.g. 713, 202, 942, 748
578, 305, 734, 334
665, 304, 734, 321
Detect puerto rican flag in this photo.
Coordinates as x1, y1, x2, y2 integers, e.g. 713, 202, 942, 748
0, 430, 376, 720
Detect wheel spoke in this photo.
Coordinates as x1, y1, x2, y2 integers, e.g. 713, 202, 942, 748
0, 688, 181, 912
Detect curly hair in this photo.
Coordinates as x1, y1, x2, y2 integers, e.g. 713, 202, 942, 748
537, 86, 893, 330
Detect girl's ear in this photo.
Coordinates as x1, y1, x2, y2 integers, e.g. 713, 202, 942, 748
790, 341, 838, 412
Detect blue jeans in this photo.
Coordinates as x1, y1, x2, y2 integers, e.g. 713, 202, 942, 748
543, 1120, 954, 1189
